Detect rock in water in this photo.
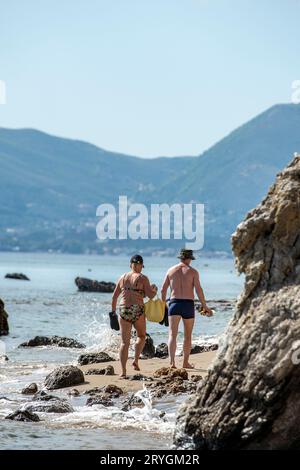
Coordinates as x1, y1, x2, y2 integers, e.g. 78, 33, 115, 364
21, 383, 38, 395
5, 410, 40, 422
19, 335, 86, 349
75, 277, 116, 292
174, 154, 300, 450
24, 391, 74, 413
45, 365, 84, 390
0, 298, 9, 336
5, 273, 30, 281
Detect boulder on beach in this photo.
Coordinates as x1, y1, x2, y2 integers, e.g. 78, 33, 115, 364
24, 391, 74, 413
155, 343, 168, 358
19, 335, 85, 349
5, 273, 30, 281
190, 343, 218, 354
75, 277, 115, 293
45, 365, 85, 390
78, 351, 114, 366
5, 409, 40, 422
0, 298, 9, 336
174, 153, 300, 450
85, 365, 114, 376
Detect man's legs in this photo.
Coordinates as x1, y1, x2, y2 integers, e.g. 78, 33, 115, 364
168, 315, 181, 368
182, 317, 195, 368
133, 313, 146, 371
119, 317, 132, 377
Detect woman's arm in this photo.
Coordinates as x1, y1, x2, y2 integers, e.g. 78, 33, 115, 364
111, 278, 122, 311
143, 275, 157, 299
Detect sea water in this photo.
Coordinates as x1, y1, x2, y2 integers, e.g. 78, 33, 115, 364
0, 252, 243, 450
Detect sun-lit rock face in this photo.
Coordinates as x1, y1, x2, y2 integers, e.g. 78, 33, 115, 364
174, 154, 300, 450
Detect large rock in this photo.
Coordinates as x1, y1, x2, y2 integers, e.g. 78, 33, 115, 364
45, 365, 84, 390
0, 298, 9, 336
78, 351, 114, 365
19, 335, 85, 349
75, 277, 115, 292
174, 154, 300, 450
5, 273, 30, 280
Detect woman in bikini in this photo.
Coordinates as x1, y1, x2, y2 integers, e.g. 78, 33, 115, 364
111, 254, 157, 378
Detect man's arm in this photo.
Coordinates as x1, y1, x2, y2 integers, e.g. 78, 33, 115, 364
194, 271, 212, 315
161, 273, 170, 302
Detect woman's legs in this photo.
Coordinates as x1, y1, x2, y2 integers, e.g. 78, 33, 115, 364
168, 315, 181, 368
182, 317, 195, 368
119, 317, 132, 377
132, 314, 146, 371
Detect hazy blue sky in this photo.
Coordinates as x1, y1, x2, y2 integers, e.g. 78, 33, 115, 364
0, 0, 299, 157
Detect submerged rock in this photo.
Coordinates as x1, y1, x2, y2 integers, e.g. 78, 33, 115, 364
5, 273, 30, 281
19, 335, 85, 349
78, 351, 114, 365
5, 409, 40, 422
24, 391, 74, 413
174, 153, 300, 450
0, 298, 9, 336
45, 365, 84, 390
21, 383, 38, 395
75, 277, 115, 293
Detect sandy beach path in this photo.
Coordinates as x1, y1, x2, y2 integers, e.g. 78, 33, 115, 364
73, 351, 217, 394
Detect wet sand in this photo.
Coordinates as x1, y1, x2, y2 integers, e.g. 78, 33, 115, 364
74, 350, 217, 393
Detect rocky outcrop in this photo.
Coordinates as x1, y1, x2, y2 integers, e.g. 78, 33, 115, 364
45, 365, 84, 390
75, 277, 115, 292
78, 351, 114, 365
0, 298, 9, 336
174, 154, 300, 450
149, 368, 202, 399
5, 409, 40, 422
5, 273, 30, 281
19, 335, 85, 349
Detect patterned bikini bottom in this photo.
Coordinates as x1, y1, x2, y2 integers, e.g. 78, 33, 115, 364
119, 304, 145, 323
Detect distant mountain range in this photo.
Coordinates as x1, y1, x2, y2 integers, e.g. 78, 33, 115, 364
1, 103, 300, 255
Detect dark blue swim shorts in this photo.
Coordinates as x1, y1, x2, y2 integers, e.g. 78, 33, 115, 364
168, 299, 195, 319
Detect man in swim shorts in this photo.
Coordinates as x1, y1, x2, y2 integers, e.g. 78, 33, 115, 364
161, 248, 212, 369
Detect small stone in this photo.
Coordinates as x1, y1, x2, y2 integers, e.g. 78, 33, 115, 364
21, 383, 38, 395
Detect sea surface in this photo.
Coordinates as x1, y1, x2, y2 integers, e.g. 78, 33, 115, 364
0, 252, 244, 450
